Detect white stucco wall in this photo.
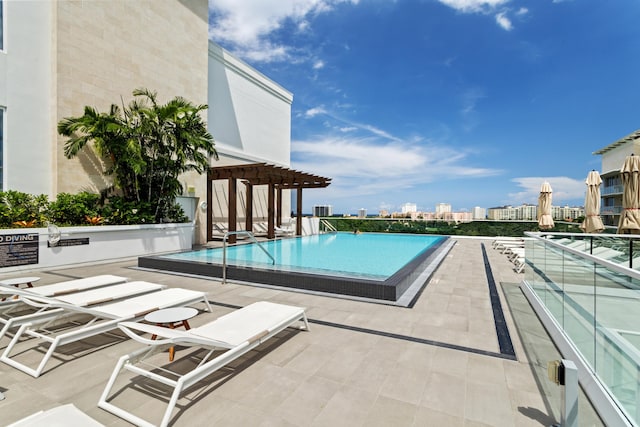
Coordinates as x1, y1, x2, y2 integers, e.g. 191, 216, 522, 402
207, 42, 294, 226
207, 42, 292, 166
601, 140, 640, 175
0, 1, 53, 195
0, 223, 193, 273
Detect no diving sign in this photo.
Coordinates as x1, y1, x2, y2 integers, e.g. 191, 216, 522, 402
0, 233, 39, 267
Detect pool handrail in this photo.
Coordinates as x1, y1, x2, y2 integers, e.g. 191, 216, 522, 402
319, 219, 338, 233
222, 231, 275, 284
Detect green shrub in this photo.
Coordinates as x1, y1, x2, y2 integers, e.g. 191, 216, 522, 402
0, 190, 189, 228
0, 191, 49, 227
100, 196, 156, 225
48, 192, 101, 226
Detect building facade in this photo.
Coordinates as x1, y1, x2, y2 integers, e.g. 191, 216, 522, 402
314, 205, 333, 217
0, 0, 293, 244
472, 206, 486, 220
435, 203, 451, 218
593, 129, 640, 226
401, 203, 417, 214
487, 204, 584, 221
487, 205, 536, 221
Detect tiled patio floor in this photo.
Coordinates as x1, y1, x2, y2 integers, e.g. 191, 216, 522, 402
0, 237, 604, 426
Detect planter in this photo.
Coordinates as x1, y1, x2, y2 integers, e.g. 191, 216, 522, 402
0, 223, 194, 273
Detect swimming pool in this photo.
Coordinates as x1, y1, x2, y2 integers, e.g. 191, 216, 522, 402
139, 232, 452, 303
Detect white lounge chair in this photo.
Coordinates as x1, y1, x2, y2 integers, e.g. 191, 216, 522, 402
491, 237, 522, 249
7, 403, 104, 427
99, 301, 309, 427
0, 275, 128, 340
1, 287, 212, 377
0, 274, 127, 299
497, 242, 524, 253
0, 280, 159, 342
0, 274, 127, 310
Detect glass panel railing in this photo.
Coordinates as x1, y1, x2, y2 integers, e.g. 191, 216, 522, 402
601, 206, 622, 215
523, 232, 640, 425
602, 185, 624, 195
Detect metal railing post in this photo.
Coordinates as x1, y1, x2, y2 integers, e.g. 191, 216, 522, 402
222, 231, 275, 284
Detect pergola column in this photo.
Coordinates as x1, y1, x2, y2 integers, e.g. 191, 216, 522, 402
296, 187, 303, 236
267, 184, 275, 239
276, 187, 283, 226
228, 177, 237, 244
244, 182, 253, 232
206, 171, 213, 241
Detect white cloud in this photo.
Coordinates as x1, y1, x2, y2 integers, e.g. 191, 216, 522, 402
509, 176, 585, 205
304, 106, 327, 118
313, 60, 325, 69
495, 12, 513, 31
339, 126, 357, 132
209, 0, 358, 62
291, 136, 501, 200
437, 0, 510, 13
460, 87, 485, 116
438, 0, 519, 31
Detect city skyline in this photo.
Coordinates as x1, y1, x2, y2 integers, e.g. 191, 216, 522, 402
312, 200, 584, 217
208, 1, 639, 214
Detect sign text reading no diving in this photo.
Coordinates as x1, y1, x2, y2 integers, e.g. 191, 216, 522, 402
0, 233, 39, 267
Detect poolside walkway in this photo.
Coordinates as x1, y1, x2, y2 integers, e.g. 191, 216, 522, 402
0, 237, 604, 426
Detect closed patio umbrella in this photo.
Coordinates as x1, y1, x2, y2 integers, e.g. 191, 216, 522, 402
537, 181, 554, 230
618, 154, 640, 233
580, 170, 605, 233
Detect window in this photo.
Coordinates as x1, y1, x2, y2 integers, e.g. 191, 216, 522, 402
0, 0, 3, 50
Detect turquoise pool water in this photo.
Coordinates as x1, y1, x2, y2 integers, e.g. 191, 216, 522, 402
162, 232, 444, 280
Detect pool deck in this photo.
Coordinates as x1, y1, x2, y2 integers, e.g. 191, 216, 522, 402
0, 237, 605, 426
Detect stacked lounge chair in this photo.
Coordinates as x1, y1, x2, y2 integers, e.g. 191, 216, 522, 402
0, 280, 212, 378
0, 275, 128, 340
492, 238, 526, 273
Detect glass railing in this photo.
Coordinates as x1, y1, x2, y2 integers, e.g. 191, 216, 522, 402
523, 232, 640, 425
602, 185, 624, 195
601, 206, 623, 215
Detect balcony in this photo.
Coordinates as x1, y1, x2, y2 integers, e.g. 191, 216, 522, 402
601, 206, 622, 215
602, 185, 624, 196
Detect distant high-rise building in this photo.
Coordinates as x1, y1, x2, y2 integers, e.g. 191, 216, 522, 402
472, 207, 486, 220
314, 205, 333, 217
435, 203, 451, 219
401, 203, 417, 214
358, 208, 367, 218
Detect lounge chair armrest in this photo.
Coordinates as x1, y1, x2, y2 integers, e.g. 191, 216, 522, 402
118, 321, 233, 348
118, 321, 189, 341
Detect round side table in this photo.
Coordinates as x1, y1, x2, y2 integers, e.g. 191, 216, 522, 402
0, 276, 40, 301
144, 307, 199, 361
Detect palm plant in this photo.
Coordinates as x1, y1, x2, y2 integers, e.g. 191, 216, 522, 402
58, 88, 217, 222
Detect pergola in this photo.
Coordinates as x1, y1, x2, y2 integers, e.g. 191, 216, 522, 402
207, 163, 331, 242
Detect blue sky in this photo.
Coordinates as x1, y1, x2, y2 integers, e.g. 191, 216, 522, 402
208, 0, 640, 215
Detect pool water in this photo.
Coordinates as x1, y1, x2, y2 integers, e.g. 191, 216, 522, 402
162, 232, 444, 280
141, 232, 451, 302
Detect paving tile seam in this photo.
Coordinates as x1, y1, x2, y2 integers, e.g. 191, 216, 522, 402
207, 300, 517, 361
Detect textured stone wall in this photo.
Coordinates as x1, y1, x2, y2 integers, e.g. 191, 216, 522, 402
55, 0, 209, 194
